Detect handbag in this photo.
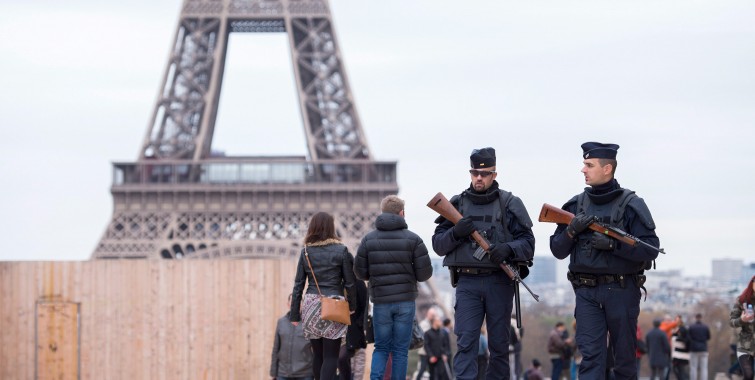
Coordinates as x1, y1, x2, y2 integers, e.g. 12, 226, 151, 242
304, 246, 351, 325
409, 317, 424, 350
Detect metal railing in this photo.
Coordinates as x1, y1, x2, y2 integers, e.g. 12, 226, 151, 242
112, 158, 397, 186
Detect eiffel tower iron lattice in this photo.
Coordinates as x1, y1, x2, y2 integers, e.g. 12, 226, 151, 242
92, 0, 398, 260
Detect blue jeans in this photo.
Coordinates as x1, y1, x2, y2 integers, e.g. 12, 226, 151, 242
277, 377, 313, 380
370, 301, 415, 380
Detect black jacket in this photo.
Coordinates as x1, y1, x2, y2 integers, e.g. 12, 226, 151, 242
687, 321, 710, 352
290, 239, 356, 322
424, 327, 449, 359
646, 327, 671, 368
354, 213, 433, 304
345, 280, 369, 350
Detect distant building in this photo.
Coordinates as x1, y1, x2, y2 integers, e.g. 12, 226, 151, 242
529, 255, 557, 285
745, 263, 755, 283
711, 258, 744, 287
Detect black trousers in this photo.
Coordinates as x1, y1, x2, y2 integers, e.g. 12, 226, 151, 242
311, 338, 341, 380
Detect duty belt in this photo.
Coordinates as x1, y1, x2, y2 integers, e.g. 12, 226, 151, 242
567, 271, 648, 300
568, 272, 627, 287
456, 267, 499, 275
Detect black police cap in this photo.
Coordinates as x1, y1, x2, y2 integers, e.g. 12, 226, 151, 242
470, 147, 496, 169
581, 142, 619, 159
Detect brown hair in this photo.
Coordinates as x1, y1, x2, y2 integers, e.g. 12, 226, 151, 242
738, 275, 755, 304
304, 212, 338, 244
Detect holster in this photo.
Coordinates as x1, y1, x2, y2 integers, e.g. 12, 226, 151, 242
449, 267, 459, 288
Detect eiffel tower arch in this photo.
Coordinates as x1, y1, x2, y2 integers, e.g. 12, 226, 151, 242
92, 0, 399, 260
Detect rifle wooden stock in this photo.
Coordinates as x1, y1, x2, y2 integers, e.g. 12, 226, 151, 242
427, 192, 540, 307
427, 192, 490, 250
427, 193, 519, 281
538, 203, 639, 247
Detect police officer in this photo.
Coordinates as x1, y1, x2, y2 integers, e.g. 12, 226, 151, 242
549, 142, 660, 379
433, 147, 535, 380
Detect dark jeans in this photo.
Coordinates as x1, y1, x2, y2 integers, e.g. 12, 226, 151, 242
311, 338, 341, 380
370, 301, 415, 380
551, 358, 564, 380
740, 354, 754, 380
673, 361, 689, 380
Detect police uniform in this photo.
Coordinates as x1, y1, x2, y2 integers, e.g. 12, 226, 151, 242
549, 142, 660, 380
432, 148, 535, 380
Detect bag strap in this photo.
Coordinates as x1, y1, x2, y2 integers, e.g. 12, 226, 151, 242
303, 246, 324, 297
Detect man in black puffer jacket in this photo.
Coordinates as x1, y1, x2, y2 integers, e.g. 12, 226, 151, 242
355, 195, 433, 380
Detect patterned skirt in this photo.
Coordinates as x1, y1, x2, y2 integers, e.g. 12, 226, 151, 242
301, 293, 348, 340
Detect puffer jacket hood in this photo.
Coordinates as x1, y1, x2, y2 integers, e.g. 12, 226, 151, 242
375, 212, 408, 231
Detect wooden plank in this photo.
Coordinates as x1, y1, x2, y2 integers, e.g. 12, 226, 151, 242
1, 260, 299, 378
0, 264, 11, 378
36, 301, 79, 380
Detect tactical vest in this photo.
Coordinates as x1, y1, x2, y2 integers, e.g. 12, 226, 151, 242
442, 190, 512, 269
571, 188, 647, 274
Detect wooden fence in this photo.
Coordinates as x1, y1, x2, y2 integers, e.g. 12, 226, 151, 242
0, 259, 299, 379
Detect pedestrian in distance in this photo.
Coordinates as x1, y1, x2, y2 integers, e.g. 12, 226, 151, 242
549, 142, 661, 379
687, 313, 711, 380
670, 320, 690, 380
646, 318, 671, 380
354, 194, 433, 380
425, 316, 451, 380
290, 212, 357, 380
523, 359, 545, 380
432, 147, 535, 380
730, 275, 755, 380
270, 293, 314, 380
548, 322, 572, 380
416, 308, 437, 380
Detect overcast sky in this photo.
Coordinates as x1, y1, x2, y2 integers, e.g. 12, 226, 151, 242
1, 0, 754, 277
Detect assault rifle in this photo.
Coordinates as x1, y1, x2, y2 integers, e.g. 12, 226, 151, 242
427, 192, 540, 328
538, 203, 665, 254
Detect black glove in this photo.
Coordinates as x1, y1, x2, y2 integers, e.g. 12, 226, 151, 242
488, 243, 512, 265
567, 213, 594, 238
452, 216, 476, 239
591, 232, 615, 251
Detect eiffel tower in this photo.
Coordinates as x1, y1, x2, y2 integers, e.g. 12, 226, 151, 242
92, 0, 398, 259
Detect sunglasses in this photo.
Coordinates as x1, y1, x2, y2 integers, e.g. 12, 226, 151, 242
469, 169, 496, 178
